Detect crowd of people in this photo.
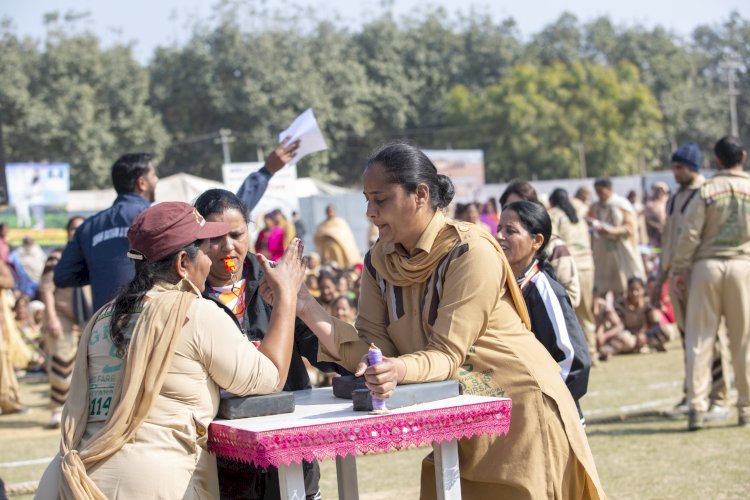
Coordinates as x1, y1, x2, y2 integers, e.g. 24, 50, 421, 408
0, 134, 747, 498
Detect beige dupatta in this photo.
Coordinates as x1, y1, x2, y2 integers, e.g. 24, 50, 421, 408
370, 212, 531, 330
59, 282, 199, 499
0, 290, 24, 413
314, 216, 362, 267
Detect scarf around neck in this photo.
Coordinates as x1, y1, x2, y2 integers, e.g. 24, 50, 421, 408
370, 211, 530, 329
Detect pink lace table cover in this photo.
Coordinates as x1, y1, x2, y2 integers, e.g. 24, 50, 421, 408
209, 398, 512, 468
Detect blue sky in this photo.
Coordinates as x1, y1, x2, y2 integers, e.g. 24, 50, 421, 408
3, 0, 749, 63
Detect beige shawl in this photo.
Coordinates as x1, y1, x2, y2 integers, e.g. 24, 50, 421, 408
370, 214, 531, 330
314, 216, 362, 267
0, 290, 23, 413
59, 282, 199, 499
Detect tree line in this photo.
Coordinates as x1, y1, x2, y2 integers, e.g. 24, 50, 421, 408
1, 4, 748, 190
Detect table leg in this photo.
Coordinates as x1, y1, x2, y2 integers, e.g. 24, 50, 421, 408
278, 461, 306, 500
335, 455, 360, 500
433, 439, 461, 500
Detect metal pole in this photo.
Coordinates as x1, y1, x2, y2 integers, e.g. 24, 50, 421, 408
728, 68, 739, 137
721, 55, 741, 137
214, 129, 235, 164
577, 142, 587, 179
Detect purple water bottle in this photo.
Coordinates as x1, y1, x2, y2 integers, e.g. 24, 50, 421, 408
367, 343, 387, 411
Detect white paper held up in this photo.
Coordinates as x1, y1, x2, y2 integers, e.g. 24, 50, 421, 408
279, 108, 328, 163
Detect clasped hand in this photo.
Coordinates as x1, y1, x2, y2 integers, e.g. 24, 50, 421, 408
257, 239, 306, 303
355, 355, 406, 400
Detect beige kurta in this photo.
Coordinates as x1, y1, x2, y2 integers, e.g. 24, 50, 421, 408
314, 216, 362, 268
36, 283, 280, 499
590, 196, 645, 297
571, 197, 591, 222
280, 218, 297, 248
550, 205, 596, 346
547, 236, 581, 308
0, 290, 24, 413
659, 174, 705, 331
320, 212, 605, 499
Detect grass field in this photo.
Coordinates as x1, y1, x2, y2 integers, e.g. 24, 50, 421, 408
2, 340, 748, 499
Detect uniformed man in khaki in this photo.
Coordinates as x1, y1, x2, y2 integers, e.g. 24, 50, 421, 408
671, 136, 750, 431
656, 143, 732, 420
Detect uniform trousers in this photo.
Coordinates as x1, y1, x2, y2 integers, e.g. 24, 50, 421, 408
685, 259, 750, 416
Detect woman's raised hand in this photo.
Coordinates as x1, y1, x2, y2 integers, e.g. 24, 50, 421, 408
257, 239, 306, 304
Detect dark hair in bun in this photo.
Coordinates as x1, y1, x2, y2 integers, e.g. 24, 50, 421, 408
366, 142, 455, 209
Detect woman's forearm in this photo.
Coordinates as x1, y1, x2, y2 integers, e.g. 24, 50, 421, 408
258, 294, 296, 391
298, 299, 340, 359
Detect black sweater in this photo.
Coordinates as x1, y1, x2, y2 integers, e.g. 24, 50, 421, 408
202, 253, 345, 392
522, 269, 591, 403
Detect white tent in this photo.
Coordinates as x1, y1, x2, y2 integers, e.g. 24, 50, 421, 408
293, 177, 352, 197
66, 188, 117, 213
154, 173, 226, 204
66, 173, 354, 214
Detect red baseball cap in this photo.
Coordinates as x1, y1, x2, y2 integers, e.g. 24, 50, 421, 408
127, 202, 231, 262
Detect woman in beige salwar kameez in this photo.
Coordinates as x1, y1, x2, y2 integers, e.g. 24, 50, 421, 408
36, 202, 305, 499
314, 204, 362, 268
589, 178, 646, 298
271, 143, 606, 499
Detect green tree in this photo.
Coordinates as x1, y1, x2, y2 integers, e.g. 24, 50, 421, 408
441, 61, 663, 181
583, 19, 726, 161
0, 17, 168, 189
693, 11, 750, 149
150, 14, 374, 184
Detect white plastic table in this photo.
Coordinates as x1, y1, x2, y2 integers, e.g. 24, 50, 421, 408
209, 387, 512, 500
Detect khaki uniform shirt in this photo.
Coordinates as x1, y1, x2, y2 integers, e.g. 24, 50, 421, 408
320, 214, 604, 498
659, 174, 705, 277
671, 170, 750, 274
590, 196, 646, 295
81, 286, 279, 498
547, 236, 581, 308
549, 206, 594, 271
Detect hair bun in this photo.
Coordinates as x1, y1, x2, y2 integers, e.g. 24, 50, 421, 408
435, 174, 455, 208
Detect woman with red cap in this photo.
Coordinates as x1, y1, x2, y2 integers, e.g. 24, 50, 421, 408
36, 201, 306, 499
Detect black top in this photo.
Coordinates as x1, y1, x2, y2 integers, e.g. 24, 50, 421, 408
54, 193, 150, 310
521, 268, 591, 403
202, 253, 345, 391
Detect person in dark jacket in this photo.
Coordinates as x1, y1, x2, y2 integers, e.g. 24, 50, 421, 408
194, 188, 342, 500
497, 200, 591, 422
53, 153, 157, 310
53, 140, 300, 313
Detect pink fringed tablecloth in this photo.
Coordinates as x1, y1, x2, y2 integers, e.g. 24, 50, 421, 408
209, 388, 512, 468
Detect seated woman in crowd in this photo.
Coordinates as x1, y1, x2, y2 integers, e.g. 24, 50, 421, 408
315, 271, 338, 313
454, 202, 492, 234
595, 277, 667, 360
194, 188, 343, 500
498, 200, 591, 421
265, 143, 605, 498
593, 291, 627, 360
36, 202, 305, 498
331, 295, 357, 324
615, 277, 668, 353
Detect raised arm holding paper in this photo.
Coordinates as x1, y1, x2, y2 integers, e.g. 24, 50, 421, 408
236, 108, 328, 213
278, 108, 328, 163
